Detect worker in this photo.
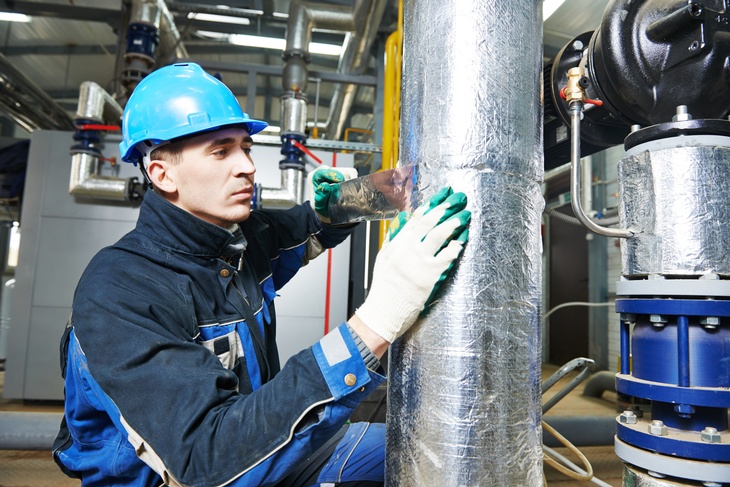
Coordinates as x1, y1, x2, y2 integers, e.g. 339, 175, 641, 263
52, 62, 470, 486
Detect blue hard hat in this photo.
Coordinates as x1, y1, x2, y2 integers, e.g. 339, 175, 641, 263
119, 62, 268, 163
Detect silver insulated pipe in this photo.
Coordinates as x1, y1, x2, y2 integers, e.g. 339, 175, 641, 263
619, 135, 730, 277
69, 81, 132, 201
386, 1, 544, 485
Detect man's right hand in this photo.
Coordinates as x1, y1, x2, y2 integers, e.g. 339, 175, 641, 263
310, 165, 359, 222
354, 187, 470, 343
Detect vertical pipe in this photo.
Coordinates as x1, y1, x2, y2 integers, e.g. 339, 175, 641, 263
677, 315, 690, 387
621, 320, 631, 374
386, 1, 544, 485
381, 31, 397, 171
379, 28, 400, 249
393, 0, 403, 168
582, 155, 593, 212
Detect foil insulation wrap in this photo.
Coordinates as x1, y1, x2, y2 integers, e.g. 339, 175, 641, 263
327, 165, 415, 224
386, 1, 544, 485
619, 142, 730, 277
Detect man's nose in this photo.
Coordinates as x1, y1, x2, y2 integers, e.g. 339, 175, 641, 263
233, 149, 256, 175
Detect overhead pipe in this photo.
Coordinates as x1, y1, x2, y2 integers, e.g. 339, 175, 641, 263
386, 1, 544, 484
155, 0, 188, 62
322, 0, 387, 141
69, 0, 188, 201
166, 2, 263, 20
69, 81, 139, 201
121, 0, 189, 102
0, 52, 74, 132
262, 0, 382, 209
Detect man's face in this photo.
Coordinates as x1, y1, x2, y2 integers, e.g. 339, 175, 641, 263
169, 127, 256, 228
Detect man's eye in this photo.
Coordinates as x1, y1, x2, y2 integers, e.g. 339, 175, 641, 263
213, 149, 228, 157
243, 147, 252, 156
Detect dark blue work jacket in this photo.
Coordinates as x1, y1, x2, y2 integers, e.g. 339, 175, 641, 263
53, 189, 384, 486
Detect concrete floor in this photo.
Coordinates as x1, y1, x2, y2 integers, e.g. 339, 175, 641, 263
0, 365, 625, 486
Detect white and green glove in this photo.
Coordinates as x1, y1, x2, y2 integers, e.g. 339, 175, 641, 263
310, 165, 359, 222
355, 186, 471, 343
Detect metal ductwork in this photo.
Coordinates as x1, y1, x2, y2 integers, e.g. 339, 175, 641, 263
69, 0, 190, 202
322, 0, 386, 141
0, 52, 74, 132
121, 0, 189, 100
69, 81, 137, 201
258, 168, 305, 209
386, 1, 544, 485
264, 0, 383, 209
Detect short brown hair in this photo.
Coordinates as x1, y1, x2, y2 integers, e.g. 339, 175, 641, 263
149, 138, 186, 165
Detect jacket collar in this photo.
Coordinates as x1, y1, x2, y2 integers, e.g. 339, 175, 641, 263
136, 189, 246, 258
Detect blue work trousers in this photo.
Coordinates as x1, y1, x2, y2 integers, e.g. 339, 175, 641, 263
279, 422, 385, 487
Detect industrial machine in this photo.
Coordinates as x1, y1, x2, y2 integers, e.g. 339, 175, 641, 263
546, 0, 730, 484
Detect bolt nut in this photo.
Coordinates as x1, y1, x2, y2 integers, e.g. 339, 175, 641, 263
572, 40, 584, 51
650, 314, 668, 323
701, 317, 720, 326
631, 406, 644, 418
620, 410, 637, 424
620, 313, 636, 322
701, 427, 721, 443
649, 420, 668, 436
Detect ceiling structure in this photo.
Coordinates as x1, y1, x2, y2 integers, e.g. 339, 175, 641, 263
0, 0, 609, 140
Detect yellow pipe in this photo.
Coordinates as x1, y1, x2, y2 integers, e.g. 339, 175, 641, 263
344, 127, 373, 141
382, 31, 398, 171
341, 128, 374, 154
394, 0, 403, 169
379, 0, 403, 248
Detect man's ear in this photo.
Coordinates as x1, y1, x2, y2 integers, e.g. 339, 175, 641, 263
146, 159, 177, 195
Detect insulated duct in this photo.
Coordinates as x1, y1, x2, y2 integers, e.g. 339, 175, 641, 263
69, 81, 136, 201
122, 0, 189, 99
322, 0, 387, 141
266, 0, 383, 209
0, 52, 74, 132
386, 1, 544, 485
620, 138, 730, 277
155, 0, 187, 62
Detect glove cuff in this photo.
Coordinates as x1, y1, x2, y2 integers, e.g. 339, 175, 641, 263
355, 287, 420, 343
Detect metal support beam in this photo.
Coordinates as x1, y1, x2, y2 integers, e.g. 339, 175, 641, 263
0, 43, 342, 69
190, 58, 377, 86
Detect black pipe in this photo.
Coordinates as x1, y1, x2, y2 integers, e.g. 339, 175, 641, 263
543, 416, 616, 447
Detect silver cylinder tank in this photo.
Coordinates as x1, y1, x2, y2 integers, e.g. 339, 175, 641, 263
619, 135, 730, 278
386, 1, 544, 485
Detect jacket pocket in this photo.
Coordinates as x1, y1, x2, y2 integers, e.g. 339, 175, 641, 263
197, 324, 244, 371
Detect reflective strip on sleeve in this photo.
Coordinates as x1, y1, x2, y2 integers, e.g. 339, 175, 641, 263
319, 328, 352, 367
